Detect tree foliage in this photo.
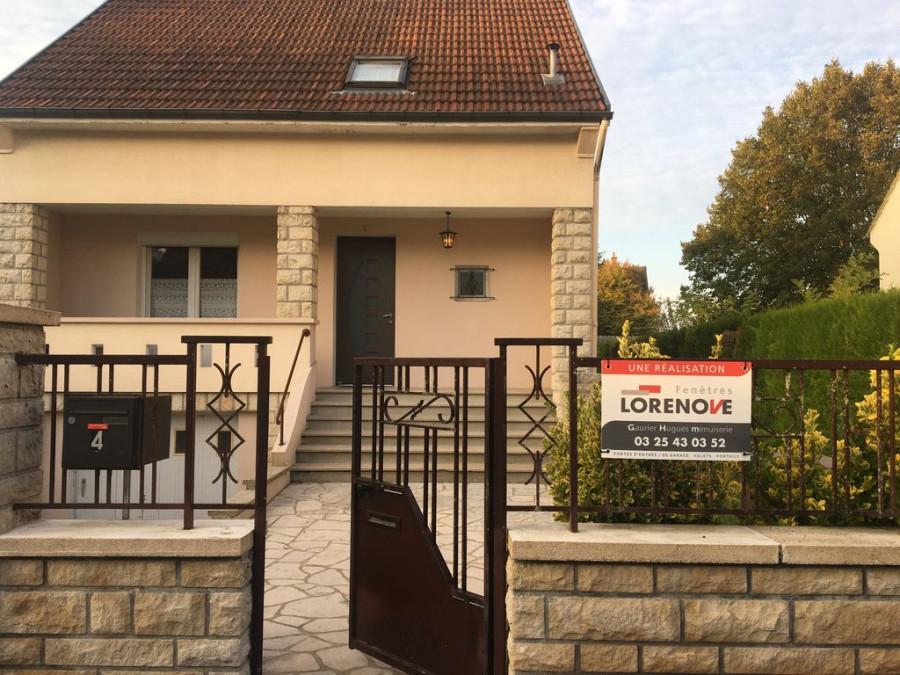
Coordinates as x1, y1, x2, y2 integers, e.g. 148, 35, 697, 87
596, 255, 661, 336
681, 60, 900, 309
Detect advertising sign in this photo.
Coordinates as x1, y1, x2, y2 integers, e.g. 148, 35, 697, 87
600, 360, 752, 461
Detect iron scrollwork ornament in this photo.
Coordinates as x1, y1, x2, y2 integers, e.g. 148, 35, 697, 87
382, 393, 457, 431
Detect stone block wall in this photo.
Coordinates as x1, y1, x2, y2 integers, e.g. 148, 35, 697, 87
0, 204, 50, 309
0, 304, 57, 534
507, 525, 900, 675
276, 205, 319, 320
0, 522, 254, 674
550, 208, 594, 409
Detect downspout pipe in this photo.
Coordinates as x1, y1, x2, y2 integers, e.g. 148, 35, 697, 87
590, 119, 611, 356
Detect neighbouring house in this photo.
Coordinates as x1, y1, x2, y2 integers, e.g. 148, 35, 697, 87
601, 253, 649, 292
870, 169, 900, 290
0, 0, 612, 496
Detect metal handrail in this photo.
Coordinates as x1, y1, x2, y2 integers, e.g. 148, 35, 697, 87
276, 327, 311, 445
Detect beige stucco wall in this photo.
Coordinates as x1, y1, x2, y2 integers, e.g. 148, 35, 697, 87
42, 210, 550, 387
48, 213, 276, 317
0, 125, 595, 209
871, 172, 900, 290
317, 216, 551, 388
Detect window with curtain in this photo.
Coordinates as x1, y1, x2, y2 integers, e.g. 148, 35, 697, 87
149, 246, 237, 318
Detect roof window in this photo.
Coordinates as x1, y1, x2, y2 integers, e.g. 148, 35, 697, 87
345, 57, 409, 89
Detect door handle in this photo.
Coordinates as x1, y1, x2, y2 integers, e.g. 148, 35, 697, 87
381, 313, 394, 324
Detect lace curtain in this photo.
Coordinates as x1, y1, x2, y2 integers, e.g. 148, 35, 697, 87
150, 279, 188, 317
200, 278, 237, 318
150, 278, 236, 318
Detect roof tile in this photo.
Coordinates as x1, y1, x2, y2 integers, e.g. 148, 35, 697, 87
0, 0, 608, 119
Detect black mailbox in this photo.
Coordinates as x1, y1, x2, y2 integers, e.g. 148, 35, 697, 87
62, 394, 172, 470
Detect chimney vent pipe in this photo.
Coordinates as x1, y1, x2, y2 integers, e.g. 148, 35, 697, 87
542, 43, 565, 85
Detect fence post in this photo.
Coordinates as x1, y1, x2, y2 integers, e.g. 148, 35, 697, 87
568, 343, 579, 533
250, 340, 270, 675
183, 342, 197, 530
486, 355, 508, 675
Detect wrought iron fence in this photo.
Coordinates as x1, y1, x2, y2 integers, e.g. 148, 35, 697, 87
15, 335, 272, 675
500, 339, 900, 532
15, 336, 272, 528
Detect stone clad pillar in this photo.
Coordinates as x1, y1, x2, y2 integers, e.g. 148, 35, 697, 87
551, 207, 595, 406
276, 206, 318, 319
0, 204, 49, 309
0, 303, 59, 533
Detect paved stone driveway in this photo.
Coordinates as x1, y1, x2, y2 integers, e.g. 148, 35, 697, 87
263, 483, 399, 674
263, 482, 552, 673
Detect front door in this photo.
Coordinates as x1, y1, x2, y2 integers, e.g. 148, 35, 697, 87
336, 237, 396, 385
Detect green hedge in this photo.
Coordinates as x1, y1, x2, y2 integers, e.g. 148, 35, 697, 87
651, 313, 743, 358
733, 290, 900, 360
648, 291, 900, 361
734, 291, 900, 421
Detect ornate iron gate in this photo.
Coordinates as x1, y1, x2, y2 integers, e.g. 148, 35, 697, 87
349, 358, 506, 675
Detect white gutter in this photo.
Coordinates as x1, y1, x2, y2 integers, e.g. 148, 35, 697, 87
590, 118, 611, 356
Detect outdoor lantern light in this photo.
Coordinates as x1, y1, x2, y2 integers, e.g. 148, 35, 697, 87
440, 211, 457, 249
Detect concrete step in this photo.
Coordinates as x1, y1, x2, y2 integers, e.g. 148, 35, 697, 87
302, 424, 545, 440
299, 423, 547, 443
304, 407, 552, 423
294, 446, 542, 464
310, 387, 550, 406
292, 387, 557, 484
208, 465, 291, 518
289, 461, 541, 484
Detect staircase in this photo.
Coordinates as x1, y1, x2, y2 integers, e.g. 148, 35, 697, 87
291, 387, 559, 484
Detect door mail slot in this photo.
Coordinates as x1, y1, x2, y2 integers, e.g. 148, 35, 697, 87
62, 394, 172, 470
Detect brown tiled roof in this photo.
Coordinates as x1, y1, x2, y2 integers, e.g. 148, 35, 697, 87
0, 0, 611, 121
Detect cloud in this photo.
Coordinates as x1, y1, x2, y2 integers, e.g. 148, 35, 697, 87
572, 0, 900, 297
0, 0, 896, 300
0, 0, 106, 79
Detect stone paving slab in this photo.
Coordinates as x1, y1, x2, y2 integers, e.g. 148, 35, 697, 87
264, 483, 397, 674
264, 482, 554, 673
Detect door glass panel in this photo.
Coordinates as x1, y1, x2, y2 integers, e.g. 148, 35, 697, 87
199, 248, 238, 318
149, 247, 189, 317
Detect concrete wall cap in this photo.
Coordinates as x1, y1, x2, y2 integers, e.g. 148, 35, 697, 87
0, 519, 253, 558
509, 524, 900, 566
0, 303, 60, 327
508, 523, 779, 565
752, 526, 900, 566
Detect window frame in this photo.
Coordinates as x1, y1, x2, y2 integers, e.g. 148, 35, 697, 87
452, 265, 495, 301
138, 232, 239, 318
344, 56, 410, 90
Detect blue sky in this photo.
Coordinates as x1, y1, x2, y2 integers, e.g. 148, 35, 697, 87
1, 0, 898, 299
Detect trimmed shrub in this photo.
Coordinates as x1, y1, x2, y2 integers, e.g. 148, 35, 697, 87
734, 290, 900, 360
652, 313, 743, 358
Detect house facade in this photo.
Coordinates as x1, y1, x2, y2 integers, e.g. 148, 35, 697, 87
0, 0, 611, 485
870, 170, 900, 290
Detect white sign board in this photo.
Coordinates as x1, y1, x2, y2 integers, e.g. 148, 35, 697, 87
600, 359, 753, 461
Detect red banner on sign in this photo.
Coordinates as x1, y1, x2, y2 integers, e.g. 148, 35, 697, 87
87, 423, 108, 430
601, 359, 751, 377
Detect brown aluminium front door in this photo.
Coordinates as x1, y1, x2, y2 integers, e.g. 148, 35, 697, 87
335, 236, 396, 385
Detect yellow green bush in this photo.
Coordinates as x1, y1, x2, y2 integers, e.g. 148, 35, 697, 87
545, 331, 900, 526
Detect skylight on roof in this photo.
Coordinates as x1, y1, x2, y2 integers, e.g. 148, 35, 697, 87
345, 57, 409, 89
